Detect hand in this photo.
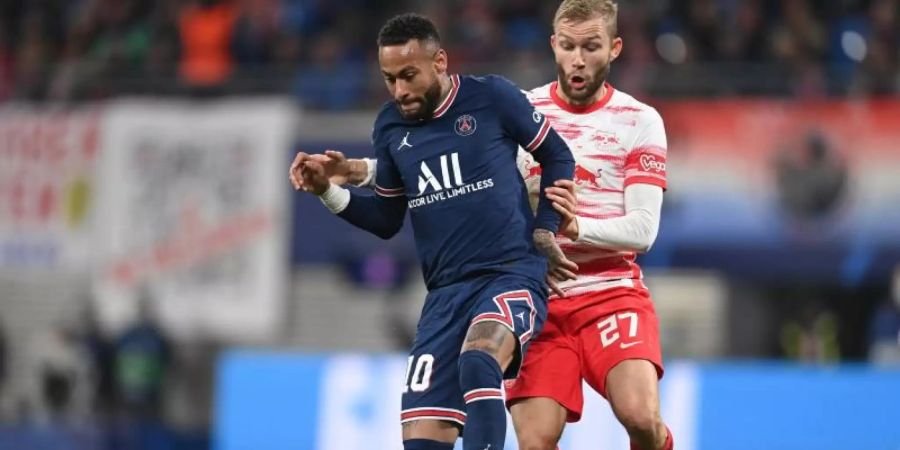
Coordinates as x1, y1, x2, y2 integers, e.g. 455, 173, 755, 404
289, 151, 311, 190
546, 179, 578, 241
290, 150, 368, 190
319, 150, 372, 185
533, 228, 578, 297
545, 274, 565, 298
298, 159, 331, 196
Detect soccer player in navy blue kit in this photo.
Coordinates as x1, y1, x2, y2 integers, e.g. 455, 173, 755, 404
293, 14, 576, 450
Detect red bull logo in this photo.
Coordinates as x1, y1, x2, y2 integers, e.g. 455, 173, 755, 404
573, 164, 600, 185
526, 165, 542, 179
592, 132, 620, 145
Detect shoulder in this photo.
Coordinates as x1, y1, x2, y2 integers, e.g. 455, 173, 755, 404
374, 100, 400, 126
465, 74, 527, 98
372, 101, 402, 143
525, 82, 554, 103
609, 89, 664, 127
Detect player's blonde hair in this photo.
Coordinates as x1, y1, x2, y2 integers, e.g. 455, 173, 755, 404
553, 0, 618, 37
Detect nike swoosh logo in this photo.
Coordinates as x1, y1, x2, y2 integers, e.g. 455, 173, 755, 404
619, 341, 644, 349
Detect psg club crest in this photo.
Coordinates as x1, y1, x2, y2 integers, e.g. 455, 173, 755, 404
455, 114, 477, 136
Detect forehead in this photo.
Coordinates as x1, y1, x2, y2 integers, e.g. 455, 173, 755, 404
379, 40, 433, 72
554, 16, 610, 42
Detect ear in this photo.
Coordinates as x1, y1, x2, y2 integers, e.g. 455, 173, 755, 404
433, 48, 448, 75
610, 36, 623, 62
550, 33, 557, 52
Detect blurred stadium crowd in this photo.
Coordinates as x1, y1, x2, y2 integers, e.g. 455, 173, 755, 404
0, 0, 898, 106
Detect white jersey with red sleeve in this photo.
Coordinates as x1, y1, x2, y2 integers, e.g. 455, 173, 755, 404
518, 81, 668, 296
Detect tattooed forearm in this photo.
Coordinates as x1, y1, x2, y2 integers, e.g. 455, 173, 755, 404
533, 228, 563, 261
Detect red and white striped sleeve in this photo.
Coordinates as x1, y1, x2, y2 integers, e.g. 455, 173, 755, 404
624, 108, 668, 190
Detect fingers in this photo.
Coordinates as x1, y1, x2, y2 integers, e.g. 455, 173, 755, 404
290, 152, 308, 173
289, 152, 310, 190
548, 253, 579, 281
324, 150, 347, 162
546, 188, 575, 201
298, 160, 331, 195
308, 154, 331, 163
548, 194, 576, 219
558, 254, 579, 273
546, 186, 575, 203
302, 160, 325, 176
551, 266, 578, 281
554, 179, 576, 194
546, 276, 566, 298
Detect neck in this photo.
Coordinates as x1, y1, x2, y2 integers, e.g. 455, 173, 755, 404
554, 80, 607, 107
437, 73, 453, 103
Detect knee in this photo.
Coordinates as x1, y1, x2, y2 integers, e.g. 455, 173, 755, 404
460, 321, 516, 369
613, 399, 662, 437
516, 428, 559, 450
458, 349, 501, 379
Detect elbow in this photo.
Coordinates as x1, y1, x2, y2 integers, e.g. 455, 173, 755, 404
555, 149, 575, 167
375, 223, 403, 240
636, 238, 654, 253
636, 229, 659, 253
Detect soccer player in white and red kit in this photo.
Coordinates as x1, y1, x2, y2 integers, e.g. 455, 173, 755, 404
508, 7, 672, 450
506, 2, 672, 449
289, 1, 672, 449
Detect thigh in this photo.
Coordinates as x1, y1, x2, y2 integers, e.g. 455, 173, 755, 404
469, 274, 548, 379
401, 288, 470, 430
577, 289, 664, 398
505, 309, 585, 422
604, 359, 661, 422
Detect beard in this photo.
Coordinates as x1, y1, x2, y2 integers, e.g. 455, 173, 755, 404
396, 80, 442, 121
556, 60, 610, 105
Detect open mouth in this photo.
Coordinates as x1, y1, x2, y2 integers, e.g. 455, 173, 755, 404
569, 75, 587, 90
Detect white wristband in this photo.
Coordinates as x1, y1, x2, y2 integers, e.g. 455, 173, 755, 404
319, 183, 351, 213
353, 158, 377, 188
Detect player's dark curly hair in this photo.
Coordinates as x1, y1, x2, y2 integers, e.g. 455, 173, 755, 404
377, 13, 441, 47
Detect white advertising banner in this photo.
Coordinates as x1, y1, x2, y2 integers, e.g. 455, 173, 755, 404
0, 106, 102, 269
93, 99, 293, 341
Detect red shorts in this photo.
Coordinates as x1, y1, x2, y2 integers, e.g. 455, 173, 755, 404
504, 285, 664, 422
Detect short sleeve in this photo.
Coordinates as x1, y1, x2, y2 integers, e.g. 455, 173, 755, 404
492, 76, 552, 153
624, 108, 668, 189
372, 127, 405, 198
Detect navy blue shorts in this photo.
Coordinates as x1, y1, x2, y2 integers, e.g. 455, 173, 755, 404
399, 273, 547, 427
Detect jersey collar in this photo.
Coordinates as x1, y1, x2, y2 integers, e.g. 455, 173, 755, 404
549, 81, 614, 114
432, 74, 460, 119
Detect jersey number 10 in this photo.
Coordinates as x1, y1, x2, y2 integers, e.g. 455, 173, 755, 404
403, 354, 435, 393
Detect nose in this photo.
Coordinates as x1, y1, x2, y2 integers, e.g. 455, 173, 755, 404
572, 49, 586, 69
395, 79, 411, 102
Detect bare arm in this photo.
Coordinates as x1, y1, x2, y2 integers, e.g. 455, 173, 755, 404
289, 150, 374, 190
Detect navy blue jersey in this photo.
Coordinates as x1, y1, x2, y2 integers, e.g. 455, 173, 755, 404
365, 74, 573, 289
